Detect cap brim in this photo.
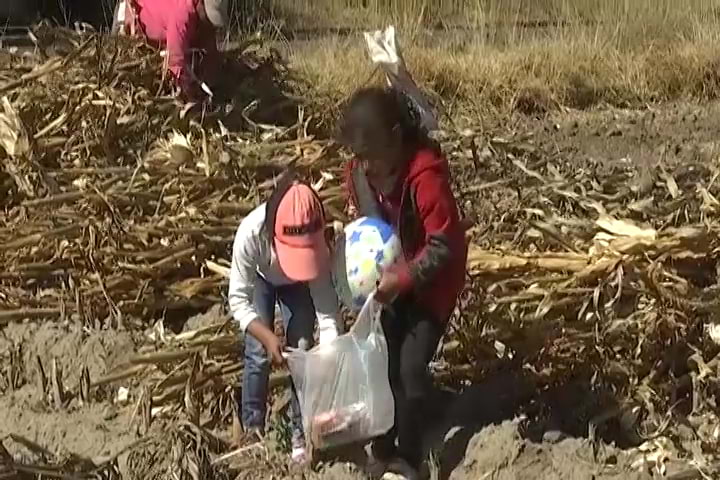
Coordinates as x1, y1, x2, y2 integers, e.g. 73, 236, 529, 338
275, 234, 329, 282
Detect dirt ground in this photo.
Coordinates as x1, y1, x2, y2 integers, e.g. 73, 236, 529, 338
312, 372, 663, 480
443, 420, 650, 480
0, 321, 141, 468
512, 101, 720, 168
314, 421, 653, 480
4, 100, 720, 478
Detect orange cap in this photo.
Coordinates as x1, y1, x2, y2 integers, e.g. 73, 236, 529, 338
274, 182, 329, 282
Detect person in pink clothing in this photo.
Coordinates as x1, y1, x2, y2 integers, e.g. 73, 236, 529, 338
115, 0, 228, 101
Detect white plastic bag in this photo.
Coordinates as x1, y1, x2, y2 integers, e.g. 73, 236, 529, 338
286, 294, 394, 451
363, 25, 439, 132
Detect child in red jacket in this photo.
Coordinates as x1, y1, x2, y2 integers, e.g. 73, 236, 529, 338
118, 0, 227, 101
339, 87, 467, 479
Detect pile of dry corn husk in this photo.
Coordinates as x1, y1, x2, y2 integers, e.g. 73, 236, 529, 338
2, 26, 720, 478
0, 25, 342, 328
454, 134, 720, 383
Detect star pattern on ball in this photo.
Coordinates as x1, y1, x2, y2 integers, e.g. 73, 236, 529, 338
347, 229, 363, 245
333, 216, 402, 312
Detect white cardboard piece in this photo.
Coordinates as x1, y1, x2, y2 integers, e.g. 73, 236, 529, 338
363, 25, 439, 132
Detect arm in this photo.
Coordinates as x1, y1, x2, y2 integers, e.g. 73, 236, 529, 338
308, 270, 343, 344
228, 221, 284, 364
392, 171, 459, 294
196, 22, 220, 86
165, 2, 200, 99
228, 222, 261, 332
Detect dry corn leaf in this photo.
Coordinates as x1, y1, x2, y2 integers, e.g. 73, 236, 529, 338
0, 97, 30, 158
661, 172, 681, 199
596, 214, 657, 239
698, 186, 720, 213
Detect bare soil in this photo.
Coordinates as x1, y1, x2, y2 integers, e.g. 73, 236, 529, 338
0, 321, 140, 466
312, 420, 653, 480
0, 321, 138, 388
445, 420, 650, 480
0, 386, 138, 462
513, 101, 720, 169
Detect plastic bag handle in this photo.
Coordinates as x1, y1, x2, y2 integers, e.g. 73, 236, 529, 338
349, 292, 384, 340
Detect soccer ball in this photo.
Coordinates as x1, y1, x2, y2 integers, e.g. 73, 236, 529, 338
332, 216, 403, 312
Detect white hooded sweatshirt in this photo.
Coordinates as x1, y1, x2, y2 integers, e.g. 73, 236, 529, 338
228, 203, 342, 344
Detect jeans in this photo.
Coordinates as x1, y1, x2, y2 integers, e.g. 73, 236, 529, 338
241, 274, 316, 445
372, 297, 444, 468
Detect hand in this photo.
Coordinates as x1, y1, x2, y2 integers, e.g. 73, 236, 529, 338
264, 334, 286, 367
246, 320, 286, 367
375, 270, 401, 305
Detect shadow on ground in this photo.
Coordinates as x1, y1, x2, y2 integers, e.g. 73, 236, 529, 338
430, 372, 534, 480
180, 46, 302, 134
317, 367, 641, 480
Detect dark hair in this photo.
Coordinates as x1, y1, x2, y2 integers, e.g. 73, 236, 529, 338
337, 87, 439, 158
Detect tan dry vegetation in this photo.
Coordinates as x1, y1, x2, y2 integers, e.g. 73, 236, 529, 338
266, 0, 720, 116
246, 0, 720, 30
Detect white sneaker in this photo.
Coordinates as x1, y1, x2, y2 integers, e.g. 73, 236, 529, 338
291, 446, 308, 464
381, 458, 420, 480
290, 437, 309, 465
382, 472, 419, 480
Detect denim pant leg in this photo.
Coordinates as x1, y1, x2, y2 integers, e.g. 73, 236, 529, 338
276, 282, 316, 445
241, 274, 277, 430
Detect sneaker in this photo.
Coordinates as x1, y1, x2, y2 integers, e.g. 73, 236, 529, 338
381, 474, 408, 480
381, 458, 420, 480
290, 436, 309, 465
291, 446, 308, 464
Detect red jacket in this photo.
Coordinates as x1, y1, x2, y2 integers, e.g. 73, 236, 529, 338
346, 148, 467, 323
126, 0, 219, 99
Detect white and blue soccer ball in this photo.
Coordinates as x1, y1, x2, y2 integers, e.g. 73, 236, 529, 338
332, 216, 403, 312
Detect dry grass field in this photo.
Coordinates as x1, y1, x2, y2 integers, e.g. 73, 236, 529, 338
243, 0, 720, 117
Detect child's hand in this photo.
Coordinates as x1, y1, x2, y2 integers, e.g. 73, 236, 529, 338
247, 321, 286, 367
375, 271, 401, 304
264, 334, 286, 367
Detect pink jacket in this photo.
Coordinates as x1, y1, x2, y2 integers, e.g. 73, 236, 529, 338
126, 0, 219, 98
